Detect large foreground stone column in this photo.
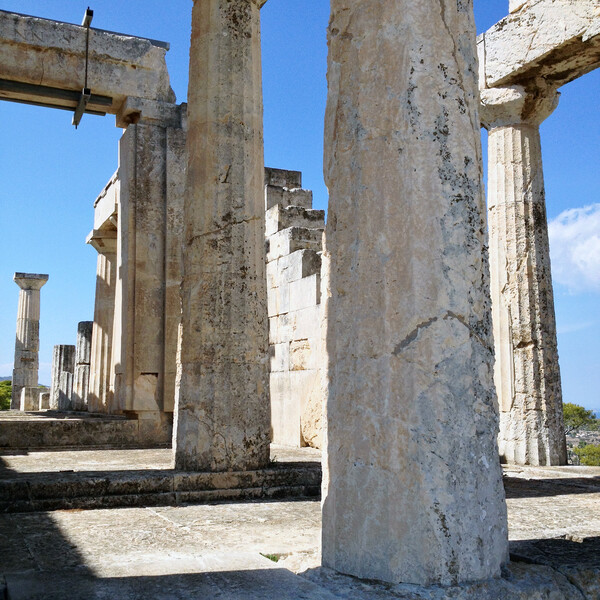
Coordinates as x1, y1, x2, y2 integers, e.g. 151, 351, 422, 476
174, 0, 270, 471
481, 85, 567, 466
322, 0, 508, 586
11, 273, 48, 409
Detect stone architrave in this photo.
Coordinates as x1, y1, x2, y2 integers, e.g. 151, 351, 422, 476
174, 0, 270, 471
480, 85, 567, 466
321, 0, 508, 586
50, 345, 75, 410
11, 272, 48, 409
72, 321, 93, 411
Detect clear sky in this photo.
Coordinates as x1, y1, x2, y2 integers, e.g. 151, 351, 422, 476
0, 1, 598, 413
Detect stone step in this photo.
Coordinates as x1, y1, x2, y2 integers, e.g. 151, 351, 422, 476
266, 204, 326, 236
0, 463, 322, 513
265, 185, 313, 210
3, 564, 340, 600
0, 412, 171, 450
266, 227, 324, 263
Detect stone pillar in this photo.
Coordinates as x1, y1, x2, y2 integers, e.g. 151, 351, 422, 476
480, 85, 567, 466
174, 0, 270, 471
87, 233, 117, 414
11, 272, 48, 409
322, 0, 508, 586
50, 345, 75, 410
72, 321, 93, 411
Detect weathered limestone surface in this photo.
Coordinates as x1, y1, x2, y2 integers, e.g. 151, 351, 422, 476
478, 0, 600, 90
38, 391, 50, 410
322, 0, 508, 586
19, 387, 39, 411
265, 169, 325, 448
72, 321, 93, 411
87, 216, 118, 415
11, 272, 48, 409
174, 0, 270, 472
111, 102, 186, 435
50, 345, 75, 410
0, 10, 174, 117
481, 86, 567, 466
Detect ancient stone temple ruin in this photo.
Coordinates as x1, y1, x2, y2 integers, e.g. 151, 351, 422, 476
2, 1, 600, 597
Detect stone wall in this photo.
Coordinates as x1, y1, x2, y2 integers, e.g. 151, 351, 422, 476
265, 168, 325, 448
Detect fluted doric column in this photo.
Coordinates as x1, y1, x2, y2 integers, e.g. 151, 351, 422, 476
321, 0, 508, 586
174, 0, 270, 471
11, 273, 48, 409
481, 85, 567, 466
87, 233, 117, 414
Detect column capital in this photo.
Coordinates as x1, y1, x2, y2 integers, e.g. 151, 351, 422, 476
13, 272, 49, 291
480, 85, 559, 130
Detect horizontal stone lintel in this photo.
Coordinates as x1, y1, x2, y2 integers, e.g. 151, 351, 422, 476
478, 0, 600, 89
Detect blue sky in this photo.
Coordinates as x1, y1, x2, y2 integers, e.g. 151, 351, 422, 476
0, 1, 598, 413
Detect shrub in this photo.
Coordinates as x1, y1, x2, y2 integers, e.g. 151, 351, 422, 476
573, 444, 600, 467
0, 380, 11, 410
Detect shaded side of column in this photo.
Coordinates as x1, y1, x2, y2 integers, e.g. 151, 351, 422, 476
72, 321, 93, 411
50, 345, 75, 410
88, 232, 118, 414
174, 0, 270, 471
11, 273, 48, 409
481, 86, 567, 466
322, 0, 508, 585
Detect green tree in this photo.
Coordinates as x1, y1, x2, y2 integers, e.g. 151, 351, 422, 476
0, 380, 11, 410
563, 402, 598, 434
573, 444, 600, 466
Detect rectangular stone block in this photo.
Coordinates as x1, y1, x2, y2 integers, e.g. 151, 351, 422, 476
265, 205, 325, 236
289, 369, 320, 414
289, 274, 321, 313
265, 186, 313, 211
269, 314, 293, 345
264, 167, 302, 189
38, 391, 50, 410
19, 387, 38, 411
289, 305, 321, 342
267, 227, 324, 262
270, 371, 301, 446
267, 282, 290, 318
290, 338, 320, 371
266, 259, 279, 290
269, 342, 290, 373
278, 250, 322, 284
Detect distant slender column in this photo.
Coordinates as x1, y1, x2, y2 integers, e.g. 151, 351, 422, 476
50, 345, 75, 410
321, 0, 508, 586
72, 321, 93, 411
174, 0, 270, 471
11, 273, 48, 409
87, 235, 117, 413
481, 85, 567, 466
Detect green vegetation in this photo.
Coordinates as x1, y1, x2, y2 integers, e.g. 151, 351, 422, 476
260, 553, 280, 563
563, 402, 598, 434
0, 380, 11, 410
573, 444, 600, 466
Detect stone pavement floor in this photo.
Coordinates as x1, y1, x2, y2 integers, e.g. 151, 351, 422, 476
1, 450, 599, 599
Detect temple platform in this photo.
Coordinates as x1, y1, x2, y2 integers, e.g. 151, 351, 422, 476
0, 410, 171, 450
0, 452, 599, 599
0, 445, 321, 512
